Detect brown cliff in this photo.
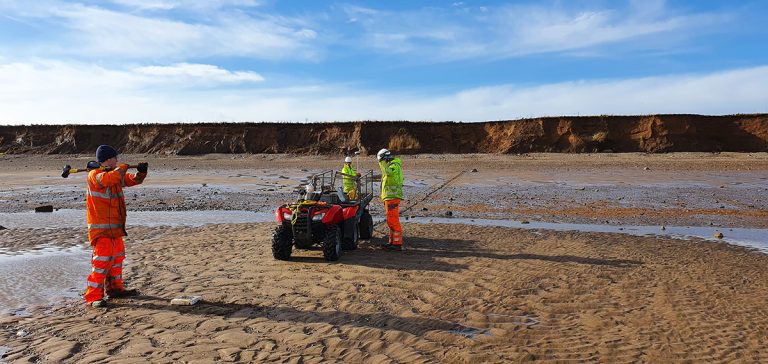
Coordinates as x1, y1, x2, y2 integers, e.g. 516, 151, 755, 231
1, 114, 766, 155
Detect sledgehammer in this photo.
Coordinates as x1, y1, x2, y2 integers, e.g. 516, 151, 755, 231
61, 161, 139, 178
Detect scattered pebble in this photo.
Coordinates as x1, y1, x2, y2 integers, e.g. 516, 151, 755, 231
471, 168, 478, 173
643, 167, 650, 170
444, 211, 453, 217
34, 205, 54, 213
661, 225, 666, 231
714, 232, 724, 239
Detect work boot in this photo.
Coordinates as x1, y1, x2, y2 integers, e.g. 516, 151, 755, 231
108, 289, 139, 298
89, 300, 108, 308
382, 244, 402, 251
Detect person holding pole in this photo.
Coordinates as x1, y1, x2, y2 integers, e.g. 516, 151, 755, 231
376, 148, 403, 251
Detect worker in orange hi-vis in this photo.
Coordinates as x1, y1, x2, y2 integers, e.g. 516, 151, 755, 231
376, 148, 404, 251
84, 145, 148, 308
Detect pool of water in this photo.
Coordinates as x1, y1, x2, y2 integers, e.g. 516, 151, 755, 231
0, 209, 274, 229
404, 217, 768, 253
0, 246, 90, 315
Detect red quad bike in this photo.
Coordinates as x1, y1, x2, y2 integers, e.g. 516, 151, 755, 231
272, 170, 375, 261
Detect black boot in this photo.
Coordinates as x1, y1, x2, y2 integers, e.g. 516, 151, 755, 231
108, 289, 139, 298
382, 244, 402, 251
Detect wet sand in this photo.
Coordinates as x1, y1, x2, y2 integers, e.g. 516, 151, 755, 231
1, 153, 768, 362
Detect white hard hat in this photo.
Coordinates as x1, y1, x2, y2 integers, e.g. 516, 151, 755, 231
344, 156, 352, 163
377, 148, 391, 161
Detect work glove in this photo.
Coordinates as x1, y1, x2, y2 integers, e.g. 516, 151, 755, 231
137, 162, 148, 174
118, 163, 130, 171
86, 160, 100, 170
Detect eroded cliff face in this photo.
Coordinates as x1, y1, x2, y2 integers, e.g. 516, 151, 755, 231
1, 114, 766, 155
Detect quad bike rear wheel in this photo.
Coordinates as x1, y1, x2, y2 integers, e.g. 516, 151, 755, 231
341, 219, 359, 251
323, 225, 342, 261
358, 210, 374, 239
272, 224, 293, 260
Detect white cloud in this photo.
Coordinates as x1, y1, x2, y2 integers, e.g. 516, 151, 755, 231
1, 1, 319, 60
109, 0, 262, 11
0, 60, 765, 124
134, 63, 264, 83
347, 2, 727, 61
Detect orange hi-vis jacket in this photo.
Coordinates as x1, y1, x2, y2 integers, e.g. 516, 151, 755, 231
86, 165, 146, 244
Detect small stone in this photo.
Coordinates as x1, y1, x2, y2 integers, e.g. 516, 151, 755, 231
16, 329, 28, 337
520, 220, 530, 224
35, 205, 54, 213
643, 167, 650, 170
714, 232, 724, 239
202, 183, 207, 187
0, 225, 6, 230
444, 211, 453, 217
660, 225, 666, 231
471, 168, 478, 172
421, 207, 428, 211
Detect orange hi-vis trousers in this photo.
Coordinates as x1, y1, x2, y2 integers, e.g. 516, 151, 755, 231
385, 198, 403, 246
85, 236, 126, 303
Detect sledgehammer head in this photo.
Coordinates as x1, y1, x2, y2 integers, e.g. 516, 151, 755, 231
61, 165, 72, 178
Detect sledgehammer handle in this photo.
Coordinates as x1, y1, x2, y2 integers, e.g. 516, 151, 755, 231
61, 164, 138, 178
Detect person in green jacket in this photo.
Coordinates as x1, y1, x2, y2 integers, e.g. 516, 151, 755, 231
341, 156, 360, 200
377, 148, 403, 250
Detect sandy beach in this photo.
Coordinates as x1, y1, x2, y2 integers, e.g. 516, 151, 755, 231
1, 153, 767, 363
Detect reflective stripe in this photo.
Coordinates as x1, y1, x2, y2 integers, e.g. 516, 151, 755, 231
115, 252, 125, 257
93, 255, 112, 262
92, 267, 108, 274
87, 189, 124, 199
109, 275, 122, 280
89, 223, 124, 229
95, 173, 105, 188
87, 281, 104, 288
112, 264, 123, 268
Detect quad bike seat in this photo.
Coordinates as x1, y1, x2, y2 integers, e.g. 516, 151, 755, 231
318, 188, 359, 207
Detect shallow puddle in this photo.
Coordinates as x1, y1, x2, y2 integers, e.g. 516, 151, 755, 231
450, 325, 491, 339
0, 209, 274, 229
405, 217, 768, 253
0, 246, 90, 314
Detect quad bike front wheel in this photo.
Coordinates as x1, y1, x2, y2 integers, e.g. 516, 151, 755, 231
323, 225, 342, 261
272, 224, 293, 260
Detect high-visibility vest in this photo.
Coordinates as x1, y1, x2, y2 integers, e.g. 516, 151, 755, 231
379, 157, 403, 201
342, 164, 357, 193
86, 166, 145, 244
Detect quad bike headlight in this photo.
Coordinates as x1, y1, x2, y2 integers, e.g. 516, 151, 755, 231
282, 211, 292, 220
312, 212, 326, 221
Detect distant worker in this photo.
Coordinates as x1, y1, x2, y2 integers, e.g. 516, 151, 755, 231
342, 156, 361, 200
377, 148, 403, 251
84, 145, 148, 308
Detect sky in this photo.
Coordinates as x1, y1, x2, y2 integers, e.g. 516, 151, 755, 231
1, 0, 767, 124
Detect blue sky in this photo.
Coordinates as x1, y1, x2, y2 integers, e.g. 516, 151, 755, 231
1, 0, 767, 124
